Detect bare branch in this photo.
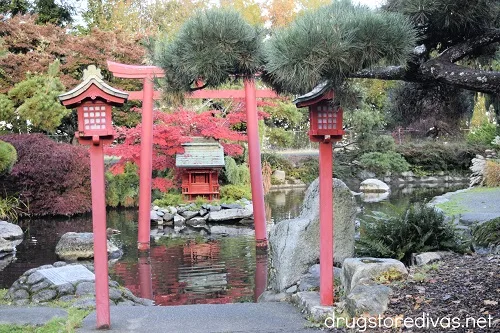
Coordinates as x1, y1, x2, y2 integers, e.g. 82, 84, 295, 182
421, 59, 500, 94
439, 28, 500, 63
350, 66, 408, 80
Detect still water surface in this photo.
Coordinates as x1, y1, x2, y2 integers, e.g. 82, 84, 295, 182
0, 182, 467, 305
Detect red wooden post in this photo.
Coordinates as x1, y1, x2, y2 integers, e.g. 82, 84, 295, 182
89, 142, 111, 328
107, 61, 165, 251
294, 83, 343, 306
59, 65, 129, 329
254, 249, 268, 301
244, 78, 267, 247
319, 141, 333, 305
138, 253, 153, 300
137, 76, 154, 251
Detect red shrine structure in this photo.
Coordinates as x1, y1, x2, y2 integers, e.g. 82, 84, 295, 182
176, 138, 225, 201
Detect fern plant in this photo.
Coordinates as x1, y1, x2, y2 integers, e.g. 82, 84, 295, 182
357, 203, 467, 264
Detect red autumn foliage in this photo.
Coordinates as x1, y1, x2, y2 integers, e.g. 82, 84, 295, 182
0, 15, 146, 93
105, 105, 268, 191
0, 134, 92, 216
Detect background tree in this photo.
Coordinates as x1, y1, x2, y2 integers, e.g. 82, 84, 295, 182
264, 0, 416, 94
264, 0, 500, 94
34, 0, 73, 26
0, 0, 29, 16
0, 60, 69, 134
154, 9, 264, 95
0, 15, 145, 93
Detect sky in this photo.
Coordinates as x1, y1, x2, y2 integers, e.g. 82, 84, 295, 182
353, 0, 384, 8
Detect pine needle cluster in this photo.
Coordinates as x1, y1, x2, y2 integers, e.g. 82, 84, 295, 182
154, 9, 264, 94
263, 0, 416, 94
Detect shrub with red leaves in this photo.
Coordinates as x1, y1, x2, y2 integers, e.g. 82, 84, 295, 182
0, 134, 91, 216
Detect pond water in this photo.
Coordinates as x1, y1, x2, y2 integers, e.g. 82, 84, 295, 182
0, 181, 467, 305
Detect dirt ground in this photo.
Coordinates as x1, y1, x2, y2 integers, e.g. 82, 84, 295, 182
330, 253, 499, 332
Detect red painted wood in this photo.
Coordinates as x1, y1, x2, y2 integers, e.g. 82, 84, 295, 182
319, 141, 334, 306
138, 254, 153, 300
126, 89, 278, 101
244, 78, 268, 247
181, 170, 220, 201
107, 61, 165, 78
60, 84, 127, 107
107, 61, 275, 249
89, 143, 111, 329
138, 77, 154, 251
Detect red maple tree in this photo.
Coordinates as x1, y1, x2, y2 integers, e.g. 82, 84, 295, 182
105, 104, 268, 192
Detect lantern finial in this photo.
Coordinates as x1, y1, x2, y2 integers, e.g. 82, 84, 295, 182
83, 65, 103, 80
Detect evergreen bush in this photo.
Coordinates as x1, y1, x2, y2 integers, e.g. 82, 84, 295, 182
220, 184, 251, 201
0, 139, 16, 175
153, 192, 183, 207
467, 123, 498, 147
224, 156, 250, 185
472, 218, 500, 248
397, 141, 487, 172
358, 151, 409, 175
0, 134, 91, 216
357, 203, 467, 264
105, 162, 140, 208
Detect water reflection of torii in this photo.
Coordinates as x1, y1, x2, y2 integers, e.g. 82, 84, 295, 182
107, 61, 279, 252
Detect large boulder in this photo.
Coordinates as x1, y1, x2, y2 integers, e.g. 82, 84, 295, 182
342, 258, 408, 293
3, 262, 153, 307
55, 232, 122, 261
0, 221, 24, 240
346, 284, 393, 317
268, 178, 358, 292
207, 208, 253, 222
359, 179, 390, 193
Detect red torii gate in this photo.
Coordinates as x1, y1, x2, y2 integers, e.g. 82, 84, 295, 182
107, 61, 278, 251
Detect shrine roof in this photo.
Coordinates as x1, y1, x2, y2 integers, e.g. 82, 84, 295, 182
176, 138, 225, 168
58, 65, 128, 105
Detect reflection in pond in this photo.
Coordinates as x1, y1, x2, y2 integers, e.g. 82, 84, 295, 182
0, 180, 467, 306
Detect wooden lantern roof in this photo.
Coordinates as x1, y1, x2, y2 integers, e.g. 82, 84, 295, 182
293, 81, 334, 108
176, 138, 225, 169
58, 65, 128, 108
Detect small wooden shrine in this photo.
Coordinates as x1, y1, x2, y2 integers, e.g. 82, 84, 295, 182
176, 138, 225, 201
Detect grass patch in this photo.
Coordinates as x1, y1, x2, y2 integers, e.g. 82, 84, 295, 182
0, 289, 91, 333
435, 199, 470, 216
435, 187, 500, 216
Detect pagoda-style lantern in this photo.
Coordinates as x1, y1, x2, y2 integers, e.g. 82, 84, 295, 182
294, 81, 344, 143
294, 81, 342, 307
58, 65, 128, 330
59, 65, 128, 145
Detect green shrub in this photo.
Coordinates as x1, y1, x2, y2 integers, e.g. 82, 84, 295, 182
358, 151, 409, 175
0, 140, 16, 175
266, 127, 294, 148
224, 156, 250, 185
153, 192, 183, 207
357, 203, 467, 264
397, 141, 487, 172
261, 153, 294, 172
105, 162, 139, 208
467, 123, 498, 147
220, 184, 251, 201
472, 218, 500, 248
0, 196, 25, 222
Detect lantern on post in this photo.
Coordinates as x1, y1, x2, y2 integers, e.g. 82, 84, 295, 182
295, 81, 344, 143
294, 81, 343, 306
59, 65, 128, 329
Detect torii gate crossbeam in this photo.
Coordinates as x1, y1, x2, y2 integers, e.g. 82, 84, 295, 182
107, 61, 276, 250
